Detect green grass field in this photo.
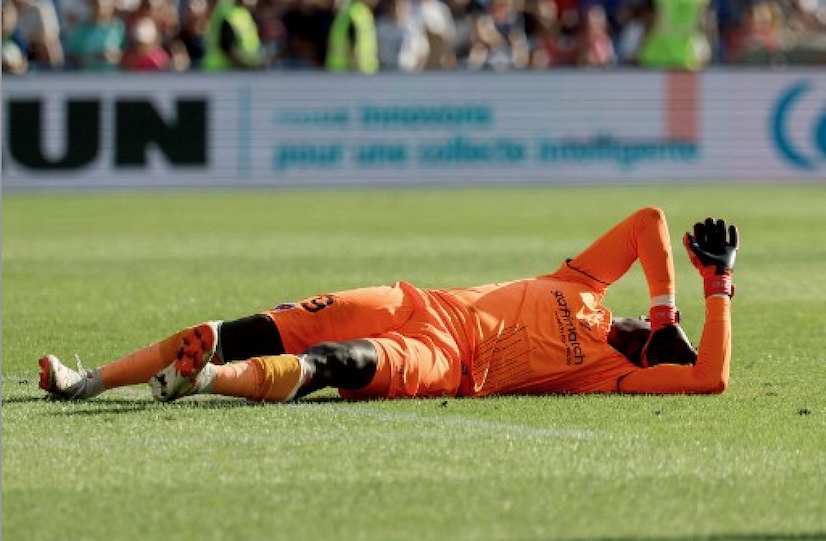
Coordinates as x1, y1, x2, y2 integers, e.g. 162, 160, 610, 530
2, 185, 825, 541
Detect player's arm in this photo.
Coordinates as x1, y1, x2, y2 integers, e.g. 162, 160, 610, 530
551, 207, 693, 366
618, 218, 738, 394
618, 297, 730, 393
550, 207, 675, 297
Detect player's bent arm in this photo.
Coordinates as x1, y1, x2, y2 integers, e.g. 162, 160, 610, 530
617, 296, 731, 394
550, 207, 674, 295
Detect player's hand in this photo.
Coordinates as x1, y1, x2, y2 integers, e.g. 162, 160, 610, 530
642, 324, 697, 367
683, 218, 739, 297
684, 217, 738, 274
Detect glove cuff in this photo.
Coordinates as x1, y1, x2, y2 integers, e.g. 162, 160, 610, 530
704, 271, 734, 298
649, 305, 679, 331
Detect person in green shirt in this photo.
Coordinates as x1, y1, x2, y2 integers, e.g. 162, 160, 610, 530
202, 0, 265, 70
638, 0, 711, 70
326, 0, 379, 73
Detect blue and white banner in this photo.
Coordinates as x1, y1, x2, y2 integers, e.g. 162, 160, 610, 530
3, 70, 824, 189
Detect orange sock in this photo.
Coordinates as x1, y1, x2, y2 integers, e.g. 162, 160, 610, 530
99, 325, 215, 389
210, 355, 306, 402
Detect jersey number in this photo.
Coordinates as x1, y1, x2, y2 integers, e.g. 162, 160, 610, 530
301, 295, 335, 313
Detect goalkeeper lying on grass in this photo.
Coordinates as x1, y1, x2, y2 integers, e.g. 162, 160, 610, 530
39, 207, 738, 402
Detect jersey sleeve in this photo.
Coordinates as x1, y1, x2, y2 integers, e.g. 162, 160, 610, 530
549, 207, 675, 300
617, 296, 731, 394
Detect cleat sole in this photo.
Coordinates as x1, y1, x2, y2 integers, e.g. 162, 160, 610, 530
150, 322, 217, 402
176, 326, 215, 377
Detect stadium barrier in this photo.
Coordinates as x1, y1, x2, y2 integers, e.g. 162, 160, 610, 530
3, 69, 825, 190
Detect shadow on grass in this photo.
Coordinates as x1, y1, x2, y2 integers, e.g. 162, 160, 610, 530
2, 396, 49, 405
301, 395, 346, 404
3, 394, 346, 417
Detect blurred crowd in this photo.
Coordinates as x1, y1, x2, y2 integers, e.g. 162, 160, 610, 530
3, 0, 826, 74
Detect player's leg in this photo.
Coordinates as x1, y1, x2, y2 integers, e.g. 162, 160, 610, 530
39, 284, 410, 400
39, 313, 286, 400
151, 312, 464, 403
150, 339, 379, 402
147, 284, 423, 402
294, 340, 378, 398
38, 322, 221, 400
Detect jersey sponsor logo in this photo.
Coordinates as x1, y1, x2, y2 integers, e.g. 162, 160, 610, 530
551, 290, 586, 365
771, 80, 826, 171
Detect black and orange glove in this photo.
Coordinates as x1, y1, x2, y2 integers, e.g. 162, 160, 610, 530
641, 307, 697, 367
684, 217, 739, 298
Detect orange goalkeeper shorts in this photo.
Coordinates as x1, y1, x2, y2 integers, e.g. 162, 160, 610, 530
264, 281, 468, 399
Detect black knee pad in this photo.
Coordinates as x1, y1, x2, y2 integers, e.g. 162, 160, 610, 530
303, 340, 378, 390
219, 314, 285, 362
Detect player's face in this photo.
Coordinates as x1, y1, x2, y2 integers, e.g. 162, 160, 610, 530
608, 317, 651, 366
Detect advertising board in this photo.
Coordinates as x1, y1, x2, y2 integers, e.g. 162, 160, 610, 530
3, 70, 824, 189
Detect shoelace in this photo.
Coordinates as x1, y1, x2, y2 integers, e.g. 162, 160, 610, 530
74, 354, 90, 378
63, 354, 91, 399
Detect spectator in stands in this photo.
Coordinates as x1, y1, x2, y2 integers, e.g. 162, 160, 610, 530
575, 3, 615, 67
11, 0, 64, 69
787, 0, 826, 33
10, 0, 821, 72
445, 0, 481, 65
728, 0, 784, 63
121, 15, 171, 69
66, 0, 126, 71
411, 0, 456, 68
598, 0, 632, 45
123, 0, 180, 49
521, 0, 547, 54
638, 0, 711, 70
614, 0, 652, 65
783, 0, 826, 64
712, 0, 744, 63
176, 0, 209, 68
59, 0, 91, 37
528, 0, 576, 68
552, 0, 578, 22
3, 0, 29, 74
549, 0, 581, 50
326, 0, 379, 72
202, 0, 266, 70
254, 0, 287, 67
280, 0, 334, 68
467, 0, 530, 70
376, 0, 429, 70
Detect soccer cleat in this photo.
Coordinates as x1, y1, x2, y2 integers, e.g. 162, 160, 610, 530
149, 322, 218, 402
39, 354, 103, 400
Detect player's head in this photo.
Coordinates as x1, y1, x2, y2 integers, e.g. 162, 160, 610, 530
609, 317, 697, 367
608, 317, 650, 366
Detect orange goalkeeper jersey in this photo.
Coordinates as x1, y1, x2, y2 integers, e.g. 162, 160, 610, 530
438, 273, 636, 396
